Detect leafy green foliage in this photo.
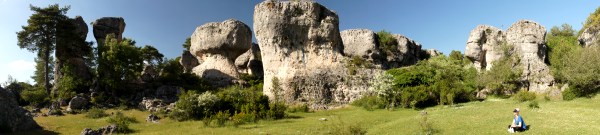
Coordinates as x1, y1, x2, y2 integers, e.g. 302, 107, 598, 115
346, 56, 372, 75
287, 104, 310, 113
383, 54, 477, 108
561, 87, 577, 101
546, 29, 581, 82
98, 34, 144, 94
158, 57, 212, 92
582, 7, 600, 32
559, 46, 600, 97
140, 45, 164, 66
477, 43, 522, 95
350, 95, 385, 111
106, 112, 138, 133
376, 30, 398, 53
550, 24, 576, 37
182, 37, 191, 51
54, 65, 88, 100
85, 108, 108, 119
513, 90, 536, 102
20, 86, 49, 107
528, 101, 540, 109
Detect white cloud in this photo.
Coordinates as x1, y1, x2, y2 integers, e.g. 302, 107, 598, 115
0, 59, 35, 84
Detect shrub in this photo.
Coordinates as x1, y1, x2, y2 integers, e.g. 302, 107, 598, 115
169, 91, 199, 121
106, 112, 138, 133
377, 30, 398, 53
351, 95, 385, 111
562, 87, 577, 101
528, 101, 540, 109
85, 107, 108, 119
20, 86, 49, 107
287, 104, 310, 113
419, 111, 437, 135
209, 111, 230, 127
266, 102, 287, 120
513, 90, 536, 102
231, 112, 256, 127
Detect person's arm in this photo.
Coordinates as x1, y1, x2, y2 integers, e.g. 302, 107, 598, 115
511, 118, 516, 127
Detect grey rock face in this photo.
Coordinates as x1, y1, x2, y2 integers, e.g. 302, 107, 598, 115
0, 87, 41, 133
506, 20, 554, 93
425, 49, 442, 57
235, 43, 263, 77
146, 114, 160, 123
81, 124, 117, 135
180, 51, 199, 73
67, 95, 89, 111
54, 16, 93, 95
465, 20, 557, 93
190, 19, 252, 86
92, 17, 126, 48
578, 27, 600, 47
465, 25, 506, 70
385, 34, 423, 68
340, 29, 381, 65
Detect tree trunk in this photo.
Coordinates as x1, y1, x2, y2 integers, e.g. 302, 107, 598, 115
45, 44, 50, 95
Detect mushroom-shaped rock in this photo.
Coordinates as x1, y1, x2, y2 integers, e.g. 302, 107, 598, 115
190, 19, 252, 86
506, 20, 554, 93
92, 17, 126, 47
340, 29, 382, 65
465, 25, 506, 70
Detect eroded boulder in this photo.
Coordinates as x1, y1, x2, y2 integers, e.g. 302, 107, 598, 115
54, 16, 93, 96
465, 25, 506, 71
180, 50, 200, 73
340, 29, 382, 65
92, 17, 126, 48
190, 19, 252, 87
67, 95, 89, 112
0, 87, 40, 133
235, 43, 263, 77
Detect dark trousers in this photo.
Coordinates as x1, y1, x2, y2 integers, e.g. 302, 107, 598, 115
508, 125, 524, 132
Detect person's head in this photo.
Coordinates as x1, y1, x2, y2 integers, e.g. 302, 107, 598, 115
513, 108, 520, 116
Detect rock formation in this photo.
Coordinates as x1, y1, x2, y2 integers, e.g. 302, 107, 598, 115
578, 27, 600, 47
54, 16, 93, 95
465, 20, 557, 93
180, 50, 200, 73
67, 95, 89, 112
465, 25, 506, 70
425, 49, 442, 57
0, 87, 41, 133
386, 34, 424, 68
235, 43, 263, 77
81, 124, 117, 135
340, 29, 382, 66
92, 17, 126, 49
190, 19, 252, 86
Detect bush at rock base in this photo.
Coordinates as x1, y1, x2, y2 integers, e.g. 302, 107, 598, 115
513, 90, 537, 102
20, 86, 49, 107
85, 107, 108, 119
351, 95, 385, 111
106, 112, 138, 133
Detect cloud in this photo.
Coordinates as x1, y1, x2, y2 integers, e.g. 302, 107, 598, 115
0, 59, 35, 84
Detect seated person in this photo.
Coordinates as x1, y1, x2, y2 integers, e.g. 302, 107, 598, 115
507, 108, 527, 133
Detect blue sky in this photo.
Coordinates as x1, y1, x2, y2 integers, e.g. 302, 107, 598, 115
1, 0, 598, 84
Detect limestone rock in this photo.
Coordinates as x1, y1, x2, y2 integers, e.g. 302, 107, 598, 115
235, 43, 263, 77
190, 19, 252, 86
465, 25, 506, 70
506, 20, 554, 93
465, 20, 556, 93
0, 87, 40, 133
146, 114, 160, 123
92, 17, 126, 47
81, 124, 117, 135
424, 49, 442, 57
386, 34, 423, 68
141, 65, 158, 82
578, 27, 600, 47
180, 51, 200, 73
139, 98, 167, 112
340, 29, 381, 64
54, 16, 93, 95
67, 95, 89, 111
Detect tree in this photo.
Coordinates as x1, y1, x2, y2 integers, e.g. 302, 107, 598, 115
140, 45, 164, 66
98, 34, 143, 95
549, 24, 576, 37
17, 4, 70, 94
32, 57, 54, 86
182, 37, 191, 51
547, 24, 581, 82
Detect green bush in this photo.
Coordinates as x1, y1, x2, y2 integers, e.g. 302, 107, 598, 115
85, 107, 108, 119
20, 86, 49, 107
231, 112, 256, 127
528, 101, 540, 109
562, 87, 577, 101
287, 104, 310, 113
106, 112, 138, 133
169, 91, 199, 121
351, 95, 385, 111
266, 102, 287, 120
208, 111, 230, 127
377, 30, 398, 54
513, 90, 537, 102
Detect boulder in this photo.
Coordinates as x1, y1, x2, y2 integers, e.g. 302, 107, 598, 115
506, 20, 554, 93
81, 124, 117, 135
578, 27, 600, 47
465, 25, 506, 71
146, 114, 160, 123
180, 50, 200, 73
190, 19, 252, 87
67, 95, 89, 111
424, 49, 442, 57
47, 102, 63, 116
0, 87, 40, 133
92, 17, 126, 48
235, 43, 263, 77
340, 29, 382, 65
139, 98, 167, 112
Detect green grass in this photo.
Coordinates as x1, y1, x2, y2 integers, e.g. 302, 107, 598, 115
11, 95, 600, 135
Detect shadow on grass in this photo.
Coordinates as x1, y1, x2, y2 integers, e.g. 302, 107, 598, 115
285, 115, 304, 119
7, 129, 59, 135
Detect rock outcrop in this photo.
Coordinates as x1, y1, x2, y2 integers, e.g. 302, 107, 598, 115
190, 19, 252, 86
425, 49, 442, 57
180, 50, 200, 73
67, 95, 89, 112
465, 20, 556, 93
465, 25, 506, 70
386, 34, 424, 68
81, 124, 117, 135
235, 43, 263, 77
578, 27, 600, 47
340, 29, 382, 66
0, 87, 40, 133
92, 17, 126, 48
54, 16, 93, 95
